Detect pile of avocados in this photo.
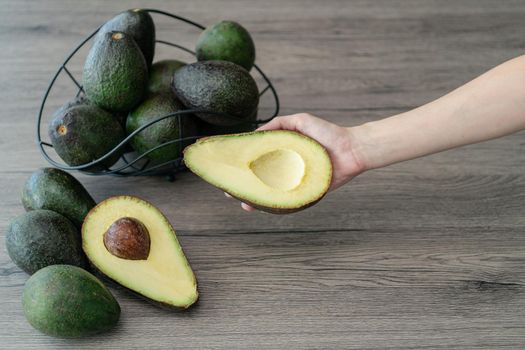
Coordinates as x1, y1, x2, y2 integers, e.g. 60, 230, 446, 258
49, 9, 260, 170
7, 168, 197, 338
10, 8, 335, 340
9, 9, 269, 338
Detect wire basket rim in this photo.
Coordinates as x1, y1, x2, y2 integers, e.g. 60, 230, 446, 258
36, 8, 280, 177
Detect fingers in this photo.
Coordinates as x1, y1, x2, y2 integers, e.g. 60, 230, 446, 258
241, 202, 257, 212
257, 113, 311, 132
225, 192, 257, 212
256, 116, 287, 131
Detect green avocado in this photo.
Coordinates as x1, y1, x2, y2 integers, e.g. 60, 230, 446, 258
126, 93, 199, 164
6, 210, 87, 274
23, 265, 120, 338
48, 104, 125, 170
196, 20, 255, 71
83, 31, 148, 112
53, 95, 91, 117
54, 95, 127, 127
172, 60, 259, 126
22, 168, 95, 228
97, 8, 155, 68
147, 59, 186, 95
198, 109, 257, 136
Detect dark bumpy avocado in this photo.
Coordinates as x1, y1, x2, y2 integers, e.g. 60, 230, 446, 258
126, 93, 198, 164
82, 196, 198, 309
172, 60, 259, 126
22, 168, 95, 228
53, 95, 91, 118
54, 95, 127, 127
23, 265, 120, 338
198, 109, 257, 136
49, 104, 125, 170
196, 20, 255, 71
83, 31, 148, 112
147, 59, 186, 95
6, 210, 87, 274
97, 9, 155, 68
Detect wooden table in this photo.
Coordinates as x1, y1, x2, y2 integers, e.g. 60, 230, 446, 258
1, 1, 524, 348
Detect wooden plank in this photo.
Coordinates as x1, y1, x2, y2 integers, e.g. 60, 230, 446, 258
0, 0, 524, 349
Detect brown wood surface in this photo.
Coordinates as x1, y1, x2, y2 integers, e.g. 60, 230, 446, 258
1, 0, 525, 349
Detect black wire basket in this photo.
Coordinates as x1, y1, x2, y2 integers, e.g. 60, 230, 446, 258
37, 9, 279, 178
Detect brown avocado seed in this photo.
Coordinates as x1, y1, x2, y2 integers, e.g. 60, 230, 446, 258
103, 217, 150, 260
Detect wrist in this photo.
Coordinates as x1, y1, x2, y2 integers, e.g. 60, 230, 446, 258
349, 110, 433, 171
335, 126, 368, 179
346, 123, 376, 172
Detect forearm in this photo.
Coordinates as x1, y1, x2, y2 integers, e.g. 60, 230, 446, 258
351, 55, 525, 170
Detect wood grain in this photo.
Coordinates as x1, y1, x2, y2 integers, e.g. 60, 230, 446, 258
1, 0, 525, 349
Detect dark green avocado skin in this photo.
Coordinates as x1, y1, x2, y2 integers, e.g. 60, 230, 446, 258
196, 20, 255, 71
22, 168, 95, 228
198, 109, 257, 136
5, 210, 87, 275
48, 104, 125, 170
22, 265, 120, 338
126, 93, 199, 164
97, 9, 155, 68
172, 60, 259, 126
147, 59, 186, 95
54, 95, 127, 127
83, 31, 148, 112
53, 95, 91, 118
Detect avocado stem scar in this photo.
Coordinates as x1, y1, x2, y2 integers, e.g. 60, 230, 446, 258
57, 124, 67, 135
112, 32, 124, 40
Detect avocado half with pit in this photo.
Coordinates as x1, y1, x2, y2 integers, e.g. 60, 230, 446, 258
82, 196, 198, 309
184, 131, 333, 213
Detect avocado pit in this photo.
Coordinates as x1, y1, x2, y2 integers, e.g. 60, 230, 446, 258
103, 217, 150, 260
249, 148, 305, 191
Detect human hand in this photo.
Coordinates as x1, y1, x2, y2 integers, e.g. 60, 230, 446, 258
227, 113, 366, 212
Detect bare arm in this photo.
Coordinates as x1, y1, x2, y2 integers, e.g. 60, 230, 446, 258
352, 55, 525, 170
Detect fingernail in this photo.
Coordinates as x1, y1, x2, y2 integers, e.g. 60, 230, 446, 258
241, 202, 255, 212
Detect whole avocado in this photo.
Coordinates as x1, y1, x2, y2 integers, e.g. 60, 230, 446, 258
22, 168, 95, 228
23, 265, 120, 338
172, 60, 259, 126
54, 95, 127, 127
126, 93, 199, 163
196, 20, 255, 71
6, 210, 87, 274
53, 95, 91, 117
97, 9, 155, 68
198, 109, 257, 136
83, 31, 147, 112
48, 104, 125, 170
147, 59, 186, 95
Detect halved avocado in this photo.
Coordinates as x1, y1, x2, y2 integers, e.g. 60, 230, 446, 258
82, 196, 198, 309
184, 131, 332, 213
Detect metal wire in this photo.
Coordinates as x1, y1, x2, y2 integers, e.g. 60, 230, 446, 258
36, 8, 280, 177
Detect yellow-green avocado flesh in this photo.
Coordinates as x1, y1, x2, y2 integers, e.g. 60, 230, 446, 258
184, 130, 333, 213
